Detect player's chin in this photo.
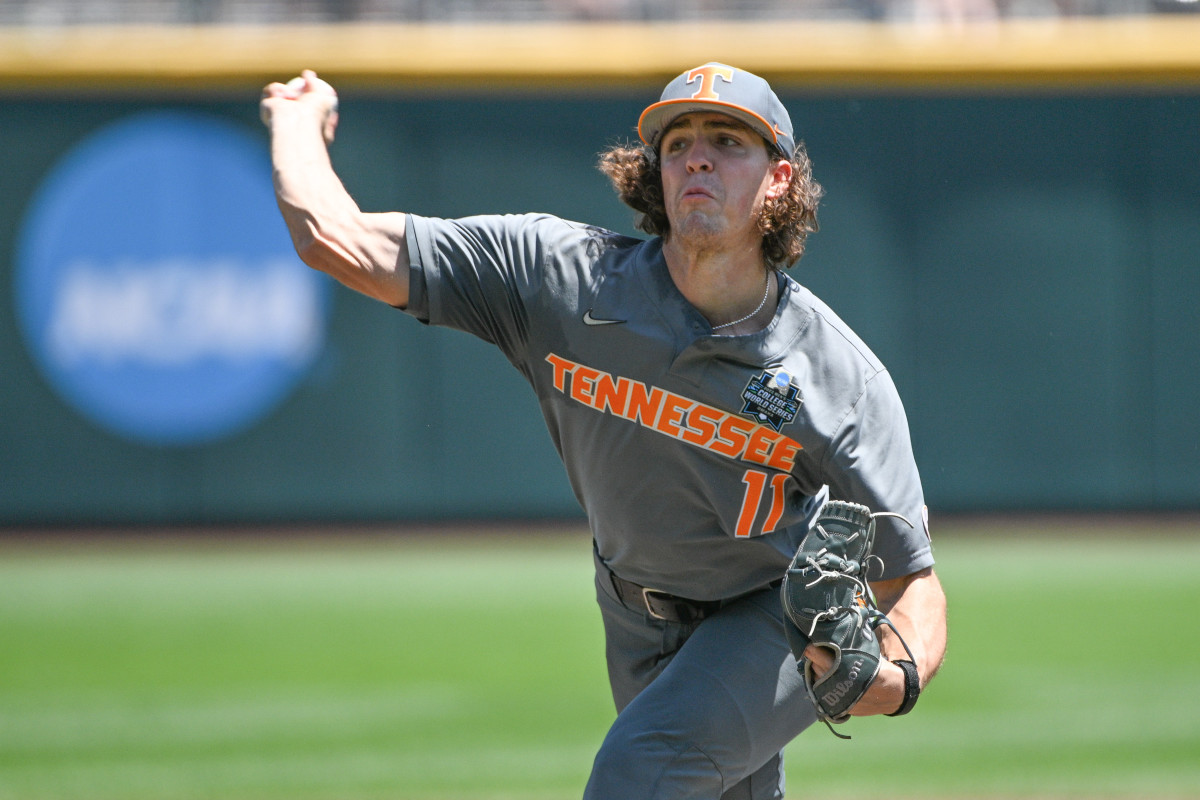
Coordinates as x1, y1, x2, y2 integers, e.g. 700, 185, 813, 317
669, 212, 726, 246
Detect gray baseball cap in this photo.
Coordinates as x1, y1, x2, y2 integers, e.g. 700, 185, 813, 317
638, 62, 796, 159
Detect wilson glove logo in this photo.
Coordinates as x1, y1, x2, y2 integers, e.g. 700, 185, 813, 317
820, 657, 865, 707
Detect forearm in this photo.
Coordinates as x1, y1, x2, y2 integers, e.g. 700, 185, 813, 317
269, 106, 348, 250
827, 567, 945, 718
874, 567, 947, 688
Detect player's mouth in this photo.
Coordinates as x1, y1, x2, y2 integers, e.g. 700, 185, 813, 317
681, 186, 716, 202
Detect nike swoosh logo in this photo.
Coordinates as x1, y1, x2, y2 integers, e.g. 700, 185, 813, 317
583, 310, 625, 326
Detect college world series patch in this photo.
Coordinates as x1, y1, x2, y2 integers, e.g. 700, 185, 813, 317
741, 370, 802, 432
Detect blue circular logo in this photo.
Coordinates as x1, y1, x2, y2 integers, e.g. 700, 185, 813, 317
14, 111, 330, 446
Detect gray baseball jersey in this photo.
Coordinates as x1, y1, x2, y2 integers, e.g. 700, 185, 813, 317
404, 212, 933, 600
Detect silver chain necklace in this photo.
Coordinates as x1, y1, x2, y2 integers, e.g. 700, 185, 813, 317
711, 273, 771, 331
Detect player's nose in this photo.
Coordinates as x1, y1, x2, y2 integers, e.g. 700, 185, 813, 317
684, 141, 714, 173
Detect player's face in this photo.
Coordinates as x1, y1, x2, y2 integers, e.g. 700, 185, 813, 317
658, 112, 791, 254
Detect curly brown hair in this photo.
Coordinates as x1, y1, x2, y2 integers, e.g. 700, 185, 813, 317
597, 139, 823, 270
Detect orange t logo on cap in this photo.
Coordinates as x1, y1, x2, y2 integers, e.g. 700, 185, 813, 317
686, 65, 735, 101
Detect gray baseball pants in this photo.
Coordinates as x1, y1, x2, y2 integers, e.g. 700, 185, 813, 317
584, 554, 817, 800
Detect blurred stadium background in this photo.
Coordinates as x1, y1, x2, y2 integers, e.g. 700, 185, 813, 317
0, 3, 1198, 799
1, 0, 1199, 24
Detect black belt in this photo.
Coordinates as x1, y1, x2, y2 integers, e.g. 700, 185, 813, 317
609, 573, 723, 624
609, 574, 783, 624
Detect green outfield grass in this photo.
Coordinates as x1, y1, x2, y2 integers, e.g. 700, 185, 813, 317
0, 521, 1197, 800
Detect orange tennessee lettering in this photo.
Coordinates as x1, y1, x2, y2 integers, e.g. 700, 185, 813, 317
681, 404, 721, 447
654, 393, 693, 438
592, 372, 630, 416
687, 65, 735, 101
544, 353, 803, 472
546, 353, 574, 393
570, 365, 602, 407
743, 426, 779, 468
712, 415, 755, 460
767, 437, 803, 472
625, 382, 665, 427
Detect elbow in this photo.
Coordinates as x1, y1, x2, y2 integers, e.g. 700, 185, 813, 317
276, 204, 325, 271
294, 228, 357, 286
286, 214, 347, 278
277, 205, 408, 306
291, 224, 406, 307
292, 227, 329, 273
276, 206, 322, 269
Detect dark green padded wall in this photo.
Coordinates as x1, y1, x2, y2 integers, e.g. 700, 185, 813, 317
1, 90, 1196, 524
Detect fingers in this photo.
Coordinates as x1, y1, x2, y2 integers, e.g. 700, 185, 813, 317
802, 645, 906, 717
802, 644, 835, 678
260, 70, 339, 143
293, 68, 319, 94
285, 75, 310, 98
262, 70, 336, 102
260, 73, 312, 101
259, 82, 291, 127
261, 80, 291, 100
287, 71, 338, 105
847, 658, 906, 717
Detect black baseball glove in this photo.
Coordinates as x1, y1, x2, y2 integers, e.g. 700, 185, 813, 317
780, 500, 915, 738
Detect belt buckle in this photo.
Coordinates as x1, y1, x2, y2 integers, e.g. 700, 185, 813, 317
641, 587, 673, 621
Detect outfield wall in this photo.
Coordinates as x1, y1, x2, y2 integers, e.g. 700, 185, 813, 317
2, 20, 1199, 524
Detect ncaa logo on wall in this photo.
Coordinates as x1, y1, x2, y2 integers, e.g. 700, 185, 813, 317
14, 111, 330, 446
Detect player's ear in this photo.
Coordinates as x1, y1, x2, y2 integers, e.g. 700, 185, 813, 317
766, 158, 793, 200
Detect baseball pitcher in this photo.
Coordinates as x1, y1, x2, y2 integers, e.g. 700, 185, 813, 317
262, 62, 948, 800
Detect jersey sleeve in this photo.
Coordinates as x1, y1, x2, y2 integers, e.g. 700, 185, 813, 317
822, 369, 934, 579
404, 212, 556, 361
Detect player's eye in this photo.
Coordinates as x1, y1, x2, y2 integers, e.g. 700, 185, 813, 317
662, 137, 689, 155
